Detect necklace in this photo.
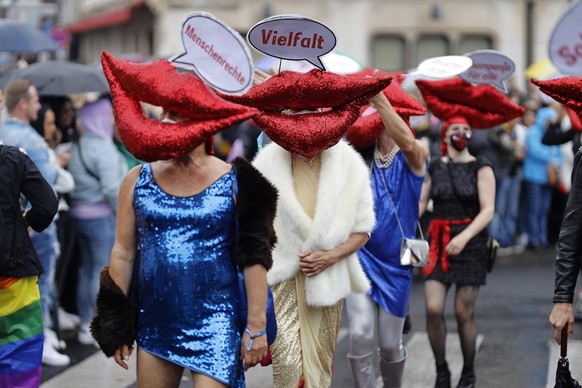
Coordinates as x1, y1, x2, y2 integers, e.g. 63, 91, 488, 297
374, 145, 400, 169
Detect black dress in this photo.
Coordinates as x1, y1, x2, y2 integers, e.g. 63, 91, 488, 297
426, 156, 492, 286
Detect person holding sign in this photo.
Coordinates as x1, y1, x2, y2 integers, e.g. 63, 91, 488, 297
416, 78, 524, 388
89, 52, 277, 388
225, 66, 390, 387
343, 69, 429, 388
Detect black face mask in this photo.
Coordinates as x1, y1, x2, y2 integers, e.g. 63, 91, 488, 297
450, 132, 471, 152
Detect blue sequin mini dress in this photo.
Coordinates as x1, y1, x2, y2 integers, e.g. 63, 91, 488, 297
132, 164, 244, 387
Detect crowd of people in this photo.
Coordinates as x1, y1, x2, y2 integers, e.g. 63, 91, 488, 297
0, 49, 580, 388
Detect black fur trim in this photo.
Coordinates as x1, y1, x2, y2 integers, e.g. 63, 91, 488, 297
232, 157, 278, 270
90, 266, 138, 357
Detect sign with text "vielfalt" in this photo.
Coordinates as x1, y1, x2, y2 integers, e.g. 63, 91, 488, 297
247, 15, 336, 70
171, 12, 253, 95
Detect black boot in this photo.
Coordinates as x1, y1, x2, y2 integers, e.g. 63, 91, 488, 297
457, 366, 476, 388
435, 362, 451, 388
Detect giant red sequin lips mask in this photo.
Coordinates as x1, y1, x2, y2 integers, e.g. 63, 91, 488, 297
221, 69, 392, 158
345, 68, 426, 149
101, 51, 258, 161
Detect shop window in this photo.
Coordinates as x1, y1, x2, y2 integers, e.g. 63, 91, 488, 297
459, 35, 494, 54
371, 34, 405, 71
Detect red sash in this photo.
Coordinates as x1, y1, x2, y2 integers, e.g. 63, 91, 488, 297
422, 217, 472, 276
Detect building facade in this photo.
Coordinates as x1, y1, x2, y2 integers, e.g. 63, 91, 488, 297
59, 0, 575, 87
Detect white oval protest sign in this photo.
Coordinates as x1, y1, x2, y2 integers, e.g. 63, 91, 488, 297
247, 14, 336, 70
549, 1, 582, 75
171, 12, 253, 94
417, 56, 473, 78
459, 50, 515, 92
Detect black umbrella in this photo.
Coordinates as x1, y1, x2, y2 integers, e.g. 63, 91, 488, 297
555, 327, 581, 388
0, 60, 110, 96
0, 19, 59, 52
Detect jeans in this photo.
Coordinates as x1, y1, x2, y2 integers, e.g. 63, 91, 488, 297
490, 175, 521, 247
30, 222, 59, 325
524, 180, 553, 247
72, 215, 116, 325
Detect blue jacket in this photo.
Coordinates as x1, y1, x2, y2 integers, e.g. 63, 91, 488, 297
523, 108, 562, 185
1, 117, 59, 188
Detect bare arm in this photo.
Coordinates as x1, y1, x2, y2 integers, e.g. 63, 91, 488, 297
109, 165, 140, 369
419, 175, 432, 217
241, 264, 268, 369
445, 165, 496, 256
299, 232, 370, 277
370, 91, 429, 176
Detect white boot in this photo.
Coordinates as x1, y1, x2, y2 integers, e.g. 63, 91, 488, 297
58, 307, 81, 330
78, 322, 99, 348
42, 337, 71, 367
44, 327, 66, 350
348, 352, 376, 388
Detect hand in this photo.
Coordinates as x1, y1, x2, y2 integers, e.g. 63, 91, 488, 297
299, 250, 335, 277
114, 344, 134, 370
240, 326, 268, 370
253, 69, 272, 86
549, 302, 574, 345
445, 234, 468, 256
55, 148, 71, 168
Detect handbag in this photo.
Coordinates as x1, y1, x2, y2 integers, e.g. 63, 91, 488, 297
378, 164, 429, 267
486, 238, 500, 273
232, 170, 277, 348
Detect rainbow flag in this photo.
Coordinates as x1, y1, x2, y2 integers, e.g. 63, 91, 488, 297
0, 276, 44, 387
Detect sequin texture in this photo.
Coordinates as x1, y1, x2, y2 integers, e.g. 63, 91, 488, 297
132, 164, 244, 387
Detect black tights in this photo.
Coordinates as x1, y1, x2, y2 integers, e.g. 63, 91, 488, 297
424, 280, 480, 368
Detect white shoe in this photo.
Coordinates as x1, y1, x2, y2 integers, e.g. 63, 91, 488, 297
58, 308, 81, 330
42, 342, 71, 367
44, 327, 66, 350
78, 326, 99, 348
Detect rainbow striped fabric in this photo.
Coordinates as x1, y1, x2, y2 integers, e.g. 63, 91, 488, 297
0, 276, 44, 387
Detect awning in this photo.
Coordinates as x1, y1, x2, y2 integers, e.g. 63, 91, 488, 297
67, 2, 144, 34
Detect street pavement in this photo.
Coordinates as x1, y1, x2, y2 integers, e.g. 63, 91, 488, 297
40, 247, 578, 387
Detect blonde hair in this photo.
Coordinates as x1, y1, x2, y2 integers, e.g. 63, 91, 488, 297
4, 80, 33, 112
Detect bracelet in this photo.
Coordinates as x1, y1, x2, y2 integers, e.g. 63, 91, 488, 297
244, 326, 267, 350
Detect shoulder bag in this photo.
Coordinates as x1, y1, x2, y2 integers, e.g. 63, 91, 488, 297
378, 167, 429, 267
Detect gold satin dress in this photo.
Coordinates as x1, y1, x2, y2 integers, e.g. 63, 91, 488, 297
270, 155, 344, 388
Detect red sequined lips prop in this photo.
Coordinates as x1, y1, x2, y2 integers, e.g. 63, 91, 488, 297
415, 78, 525, 129
101, 51, 258, 161
346, 68, 426, 149
531, 77, 582, 124
221, 69, 392, 158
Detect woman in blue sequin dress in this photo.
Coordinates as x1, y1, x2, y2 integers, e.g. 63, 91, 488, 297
90, 113, 277, 388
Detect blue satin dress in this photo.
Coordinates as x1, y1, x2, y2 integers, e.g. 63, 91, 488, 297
132, 164, 244, 387
358, 152, 424, 317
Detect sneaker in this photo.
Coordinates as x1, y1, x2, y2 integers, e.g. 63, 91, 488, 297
78, 326, 99, 348
42, 342, 71, 367
44, 327, 66, 350
58, 308, 81, 330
